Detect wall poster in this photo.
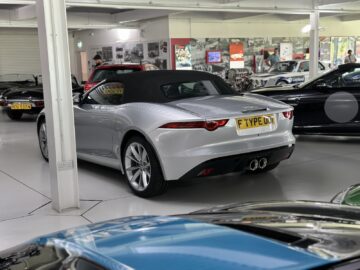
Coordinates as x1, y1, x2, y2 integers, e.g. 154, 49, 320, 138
175, 44, 192, 70
229, 42, 244, 68
280, 43, 293, 61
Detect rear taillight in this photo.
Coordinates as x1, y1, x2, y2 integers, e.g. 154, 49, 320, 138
84, 83, 96, 91
34, 101, 44, 107
160, 119, 228, 131
282, 110, 294, 119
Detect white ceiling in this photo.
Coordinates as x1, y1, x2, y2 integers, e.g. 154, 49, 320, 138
0, 0, 359, 28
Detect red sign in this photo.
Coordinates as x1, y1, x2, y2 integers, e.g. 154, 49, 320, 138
229, 43, 244, 68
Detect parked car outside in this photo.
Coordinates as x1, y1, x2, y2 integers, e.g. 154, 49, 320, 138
0, 75, 82, 120
37, 70, 295, 197
250, 63, 360, 135
251, 60, 329, 88
84, 63, 159, 91
2, 200, 360, 270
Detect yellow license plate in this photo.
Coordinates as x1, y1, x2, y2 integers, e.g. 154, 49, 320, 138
10, 103, 32, 110
237, 114, 275, 130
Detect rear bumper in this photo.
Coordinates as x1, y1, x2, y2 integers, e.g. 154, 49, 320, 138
180, 144, 295, 180
3, 107, 43, 114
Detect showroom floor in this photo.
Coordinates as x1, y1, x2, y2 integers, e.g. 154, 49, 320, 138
1, 110, 360, 251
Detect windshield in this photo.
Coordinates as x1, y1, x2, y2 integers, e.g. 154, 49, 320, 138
300, 68, 335, 88
161, 80, 233, 100
269, 61, 297, 73
90, 68, 140, 82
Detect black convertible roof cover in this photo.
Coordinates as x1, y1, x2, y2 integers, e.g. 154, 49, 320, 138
106, 70, 235, 103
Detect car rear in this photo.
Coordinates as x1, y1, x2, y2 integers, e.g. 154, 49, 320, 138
0, 86, 44, 119
149, 93, 295, 180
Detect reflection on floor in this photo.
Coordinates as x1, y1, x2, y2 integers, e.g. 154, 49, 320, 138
0, 111, 360, 251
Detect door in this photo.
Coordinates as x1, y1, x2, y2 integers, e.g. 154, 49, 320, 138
74, 81, 125, 159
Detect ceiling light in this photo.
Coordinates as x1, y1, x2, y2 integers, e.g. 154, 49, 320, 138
301, 24, 311, 33
76, 41, 83, 49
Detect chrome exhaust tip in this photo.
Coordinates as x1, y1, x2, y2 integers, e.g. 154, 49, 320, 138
259, 157, 268, 170
249, 159, 259, 171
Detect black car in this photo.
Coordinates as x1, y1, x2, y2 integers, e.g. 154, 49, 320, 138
0, 75, 83, 120
0, 74, 38, 96
250, 63, 360, 135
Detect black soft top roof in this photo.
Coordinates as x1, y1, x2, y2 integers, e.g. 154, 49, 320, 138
106, 70, 235, 103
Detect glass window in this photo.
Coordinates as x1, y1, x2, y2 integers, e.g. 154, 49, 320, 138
342, 69, 360, 87
298, 61, 309, 72
91, 69, 139, 82
269, 61, 297, 73
315, 68, 360, 88
298, 62, 324, 73
84, 82, 125, 105
161, 80, 225, 100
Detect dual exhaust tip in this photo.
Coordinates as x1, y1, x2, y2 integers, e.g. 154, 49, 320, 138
249, 157, 268, 171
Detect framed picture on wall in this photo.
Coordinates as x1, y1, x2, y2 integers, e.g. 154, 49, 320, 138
206, 50, 222, 64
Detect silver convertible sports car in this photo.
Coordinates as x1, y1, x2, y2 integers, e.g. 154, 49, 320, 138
37, 71, 295, 197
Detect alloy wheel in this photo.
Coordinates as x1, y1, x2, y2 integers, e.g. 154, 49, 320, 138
39, 122, 48, 159
124, 142, 151, 191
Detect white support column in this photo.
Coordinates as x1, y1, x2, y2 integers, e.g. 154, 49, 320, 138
309, 10, 320, 79
36, 0, 80, 212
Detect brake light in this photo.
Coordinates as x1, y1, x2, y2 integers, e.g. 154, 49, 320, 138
34, 101, 44, 107
160, 119, 228, 131
282, 111, 294, 119
84, 82, 97, 91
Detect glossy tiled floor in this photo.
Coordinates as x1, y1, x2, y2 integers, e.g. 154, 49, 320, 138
1, 110, 360, 251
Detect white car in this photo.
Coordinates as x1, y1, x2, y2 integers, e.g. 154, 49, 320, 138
252, 60, 329, 88
37, 70, 295, 197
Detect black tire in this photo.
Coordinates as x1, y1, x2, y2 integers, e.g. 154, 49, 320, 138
122, 136, 167, 198
37, 118, 49, 162
7, 110, 23, 120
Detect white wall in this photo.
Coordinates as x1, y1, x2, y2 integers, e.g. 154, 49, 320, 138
169, 15, 360, 38
139, 17, 169, 41
72, 18, 171, 78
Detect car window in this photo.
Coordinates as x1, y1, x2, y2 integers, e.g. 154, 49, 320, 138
298, 62, 324, 72
84, 82, 125, 105
269, 61, 297, 73
298, 61, 309, 72
162, 80, 226, 100
312, 68, 360, 88
0, 243, 69, 269
342, 69, 360, 87
91, 69, 139, 82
